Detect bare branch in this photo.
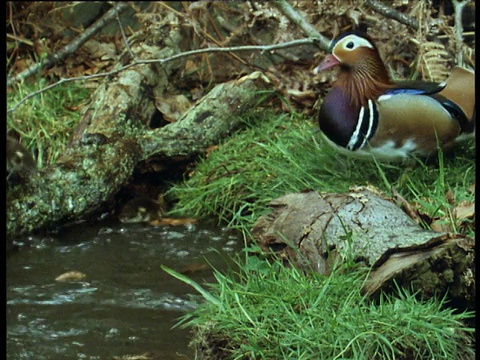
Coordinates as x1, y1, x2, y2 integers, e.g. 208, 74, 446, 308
271, 0, 330, 51
365, 0, 419, 30
451, 0, 469, 66
115, 3, 136, 61
6, 2, 130, 87
8, 38, 316, 114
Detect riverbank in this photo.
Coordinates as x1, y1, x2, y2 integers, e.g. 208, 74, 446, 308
166, 109, 475, 359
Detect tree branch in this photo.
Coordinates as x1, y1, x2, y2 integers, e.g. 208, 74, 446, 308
451, 0, 469, 65
8, 38, 316, 114
365, 0, 419, 30
271, 0, 330, 51
6, 2, 130, 87
7, 71, 273, 238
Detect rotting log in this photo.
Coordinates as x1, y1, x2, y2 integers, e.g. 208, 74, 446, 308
251, 187, 475, 310
7, 22, 273, 239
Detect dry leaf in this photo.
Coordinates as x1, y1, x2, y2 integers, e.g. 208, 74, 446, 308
82, 39, 117, 61
453, 201, 475, 221
155, 94, 192, 122
184, 59, 199, 75
55, 271, 87, 282
430, 219, 452, 233
179, 262, 209, 274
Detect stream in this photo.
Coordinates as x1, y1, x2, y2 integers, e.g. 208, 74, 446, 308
7, 218, 244, 359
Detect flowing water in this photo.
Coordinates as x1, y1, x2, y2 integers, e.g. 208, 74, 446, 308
7, 219, 244, 359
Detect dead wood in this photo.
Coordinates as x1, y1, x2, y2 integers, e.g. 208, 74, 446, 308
272, 0, 330, 51
6, 20, 273, 238
365, 0, 419, 30
251, 187, 475, 310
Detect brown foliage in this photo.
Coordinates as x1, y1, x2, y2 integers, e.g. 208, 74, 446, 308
7, 1, 475, 115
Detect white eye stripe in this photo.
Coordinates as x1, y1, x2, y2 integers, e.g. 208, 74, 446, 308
333, 34, 374, 52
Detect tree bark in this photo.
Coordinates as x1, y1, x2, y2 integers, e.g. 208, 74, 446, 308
251, 187, 475, 310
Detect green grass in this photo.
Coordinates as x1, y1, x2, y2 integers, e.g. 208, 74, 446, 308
7, 79, 91, 168
167, 113, 370, 225
167, 252, 475, 360
9, 80, 475, 359
166, 108, 475, 358
168, 109, 475, 237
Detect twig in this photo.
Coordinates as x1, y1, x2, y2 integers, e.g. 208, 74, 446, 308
365, 0, 419, 30
115, 4, 136, 61
8, 38, 317, 114
6, 2, 130, 87
451, 0, 469, 66
271, 0, 330, 51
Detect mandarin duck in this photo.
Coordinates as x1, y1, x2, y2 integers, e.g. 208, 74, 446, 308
314, 31, 475, 162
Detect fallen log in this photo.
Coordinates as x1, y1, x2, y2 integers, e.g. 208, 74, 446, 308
251, 187, 475, 310
7, 19, 273, 239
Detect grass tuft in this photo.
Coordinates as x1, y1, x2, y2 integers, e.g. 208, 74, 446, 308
166, 109, 475, 358
172, 252, 475, 359
7, 79, 91, 168
168, 109, 475, 237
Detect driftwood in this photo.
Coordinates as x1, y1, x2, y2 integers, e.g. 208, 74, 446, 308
6, 21, 273, 238
251, 187, 475, 310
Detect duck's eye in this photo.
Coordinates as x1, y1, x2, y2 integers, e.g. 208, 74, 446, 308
346, 41, 355, 49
